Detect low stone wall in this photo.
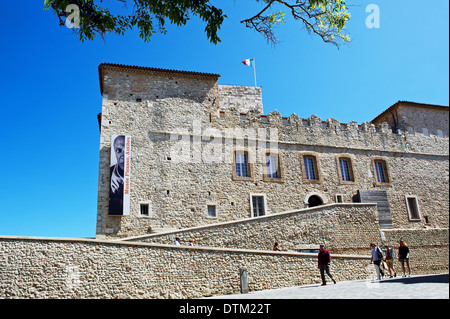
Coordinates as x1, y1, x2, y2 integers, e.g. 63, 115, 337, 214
124, 204, 381, 255
0, 236, 371, 299
383, 228, 449, 275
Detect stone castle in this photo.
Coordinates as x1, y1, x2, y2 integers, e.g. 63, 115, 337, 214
96, 63, 448, 239
1, 63, 448, 299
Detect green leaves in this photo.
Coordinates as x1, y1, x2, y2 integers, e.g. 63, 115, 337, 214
45, 0, 350, 47
246, 0, 351, 47
44, 0, 225, 44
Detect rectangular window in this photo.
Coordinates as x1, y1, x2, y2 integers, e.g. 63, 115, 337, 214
235, 152, 249, 177
251, 196, 265, 217
207, 205, 217, 218
266, 155, 279, 178
406, 197, 421, 220
304, 157, 317, 180
375, 160, 388, 183
140, 203, 149, 216
339, 158, 353, 182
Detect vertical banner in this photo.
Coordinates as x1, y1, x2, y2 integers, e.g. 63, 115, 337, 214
109, 135, 131, 216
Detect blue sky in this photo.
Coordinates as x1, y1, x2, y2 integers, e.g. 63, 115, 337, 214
0, 0, 448, 238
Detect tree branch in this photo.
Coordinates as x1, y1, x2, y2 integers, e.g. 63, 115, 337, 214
241, 0, 350, 47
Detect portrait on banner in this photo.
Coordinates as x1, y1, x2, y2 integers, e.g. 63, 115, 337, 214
109, 135, 131, 216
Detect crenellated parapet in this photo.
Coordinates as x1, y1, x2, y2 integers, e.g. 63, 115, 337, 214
210, 105, 449, 156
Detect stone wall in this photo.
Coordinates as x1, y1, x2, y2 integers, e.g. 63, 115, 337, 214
123, 204, 449, 277
97, 99, 449, 238
218, 85, 263, 114
373, 102, 449, 138
383, 228, 449, 275
399, 105, 449, 137
125, 203, 381, 255
97, 65, 220, 237
0, 236, 371, 299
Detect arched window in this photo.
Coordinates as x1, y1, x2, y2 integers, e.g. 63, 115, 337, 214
308, 195, 323, 208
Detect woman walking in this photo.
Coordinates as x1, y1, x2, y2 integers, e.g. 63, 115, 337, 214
398, 240, 411, 277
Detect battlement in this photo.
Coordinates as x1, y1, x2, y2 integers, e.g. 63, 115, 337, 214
98, 67, 448, 157
98, 63, 448, 149
210, 105, 449, 157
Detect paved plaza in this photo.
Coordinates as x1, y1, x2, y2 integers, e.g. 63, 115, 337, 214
208, 274, 449, 299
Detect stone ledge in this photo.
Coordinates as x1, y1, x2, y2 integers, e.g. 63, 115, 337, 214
0, 235, 370, 260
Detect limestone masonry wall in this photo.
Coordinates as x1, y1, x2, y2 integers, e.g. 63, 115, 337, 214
383, 228, 449, 275
0, 236, 371, 299
124, 204, 449, 277
218, 85, 263, 114
125, 203, 381, 255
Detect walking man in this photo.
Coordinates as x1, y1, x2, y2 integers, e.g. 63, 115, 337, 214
370, 243, 385, 280
318, 244, 337, 286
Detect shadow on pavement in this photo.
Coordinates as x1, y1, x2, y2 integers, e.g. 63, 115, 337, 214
379, 274, 449, 285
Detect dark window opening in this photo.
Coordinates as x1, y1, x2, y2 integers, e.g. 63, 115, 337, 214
207, 205, 217, 218
308, 195, 323, 208
140, 204, 149, 216
407, 197, 420, 220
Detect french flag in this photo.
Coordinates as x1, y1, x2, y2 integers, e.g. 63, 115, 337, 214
242, 59, 253, 67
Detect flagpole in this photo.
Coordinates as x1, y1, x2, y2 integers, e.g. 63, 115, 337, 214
252, 58, 257, 87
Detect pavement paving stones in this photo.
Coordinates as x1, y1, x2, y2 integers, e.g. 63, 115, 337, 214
207, 274, 449, 299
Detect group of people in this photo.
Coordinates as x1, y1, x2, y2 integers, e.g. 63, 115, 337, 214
173, 237, 195, 247
173, 237, 412, 286
370, 240, 412, 280
275, 241, 412, 286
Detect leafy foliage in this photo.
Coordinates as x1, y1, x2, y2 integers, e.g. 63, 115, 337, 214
44, 0, 351, 47
243, 0, 351, 47
44, 0, 226, 44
